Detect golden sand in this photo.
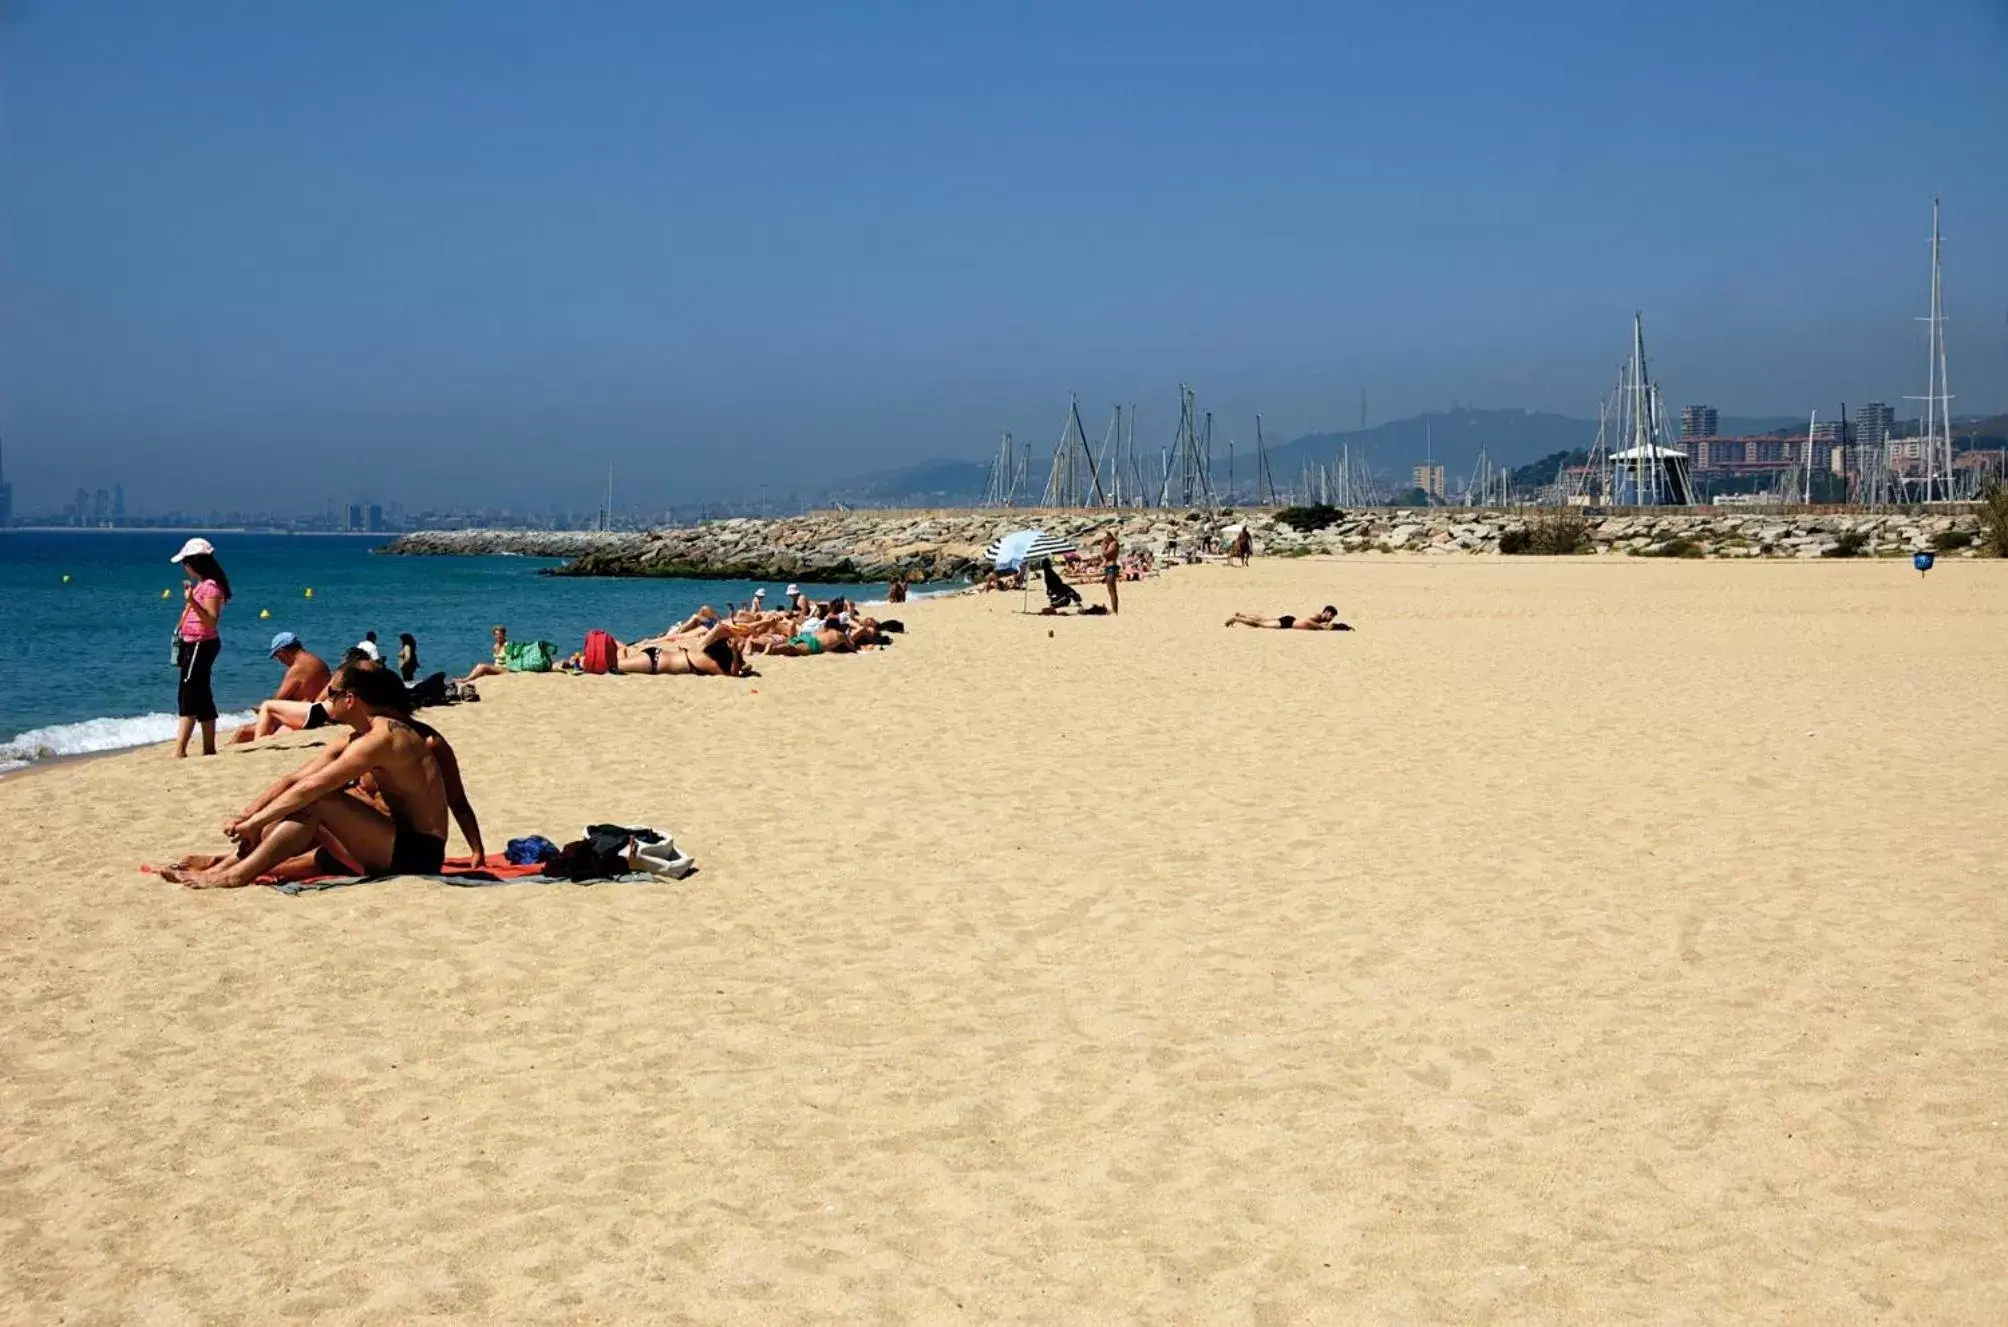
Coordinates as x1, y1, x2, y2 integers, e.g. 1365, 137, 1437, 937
2, 556, 2005, 1322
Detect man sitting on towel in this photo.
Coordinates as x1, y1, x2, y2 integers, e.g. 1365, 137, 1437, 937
229, 632, 334, 744
160, 661, 484, 888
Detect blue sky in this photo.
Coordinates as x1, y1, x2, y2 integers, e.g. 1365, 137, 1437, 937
2, 0, 2004, 512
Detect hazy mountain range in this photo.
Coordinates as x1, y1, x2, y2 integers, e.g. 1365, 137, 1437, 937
824, 407, 1810, 505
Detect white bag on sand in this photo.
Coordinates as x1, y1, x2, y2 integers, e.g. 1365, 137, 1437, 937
634, 837, 696, 880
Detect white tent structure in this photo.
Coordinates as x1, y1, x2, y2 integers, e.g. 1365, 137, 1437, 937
1610, 442, 1696, 506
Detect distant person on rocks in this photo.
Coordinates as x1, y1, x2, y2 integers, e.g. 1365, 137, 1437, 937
1100, 530, 1121, 615
230, 633, 334, 744
1224, 606, 1352, 631
170, 537, 231, 759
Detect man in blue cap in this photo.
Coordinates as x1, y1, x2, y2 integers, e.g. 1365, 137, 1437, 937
228, 632, 334, 744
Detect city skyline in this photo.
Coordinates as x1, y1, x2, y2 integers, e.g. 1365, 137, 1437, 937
2, 3, 2005, 514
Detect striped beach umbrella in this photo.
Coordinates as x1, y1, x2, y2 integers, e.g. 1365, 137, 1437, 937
985, 529, 1079, 570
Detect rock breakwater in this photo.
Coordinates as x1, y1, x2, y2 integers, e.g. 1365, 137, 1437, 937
379, 530, 645, 559
385, 507, 1991, 581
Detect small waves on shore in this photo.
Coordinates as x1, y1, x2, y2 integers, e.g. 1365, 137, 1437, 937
0, 710, 257, 775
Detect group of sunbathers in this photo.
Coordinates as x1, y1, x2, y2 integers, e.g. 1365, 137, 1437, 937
555, 585, 898, 678
233, 630, 432, 744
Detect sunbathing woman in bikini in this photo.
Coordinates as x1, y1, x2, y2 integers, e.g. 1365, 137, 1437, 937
601, 620, 760, 676
1224, 605, 1353, 631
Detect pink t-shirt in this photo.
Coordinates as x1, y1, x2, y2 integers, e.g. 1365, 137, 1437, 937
178, 579, 223, 641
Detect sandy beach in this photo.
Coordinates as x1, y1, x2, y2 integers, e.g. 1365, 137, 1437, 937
3, 555, 2005, 1323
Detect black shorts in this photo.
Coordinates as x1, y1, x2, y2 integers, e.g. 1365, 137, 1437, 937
175, 637, 221, 721
390, 825, 448, 875
304, 702, 330, 730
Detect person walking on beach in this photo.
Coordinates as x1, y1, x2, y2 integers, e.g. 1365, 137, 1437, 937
170, 537, 230, 758
1099, 530, 1121, 615
1229, 526, 1254, 566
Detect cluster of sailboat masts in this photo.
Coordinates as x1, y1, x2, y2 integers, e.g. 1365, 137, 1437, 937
982, 384, 1395, 510
988, 199, 1977, 512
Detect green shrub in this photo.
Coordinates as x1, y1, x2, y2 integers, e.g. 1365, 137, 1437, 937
1647, 537, 1705, 558
1930, 529, 1975, 552
1274, 504, 1342, 532
1499, 510, 1591, 555
1821, 530, 1869, 559
1979, 483, 2008, 557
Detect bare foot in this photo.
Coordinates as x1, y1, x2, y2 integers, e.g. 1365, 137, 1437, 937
180, 865, 253, 889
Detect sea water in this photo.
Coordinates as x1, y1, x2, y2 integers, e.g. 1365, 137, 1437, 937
0, 530, 923, 772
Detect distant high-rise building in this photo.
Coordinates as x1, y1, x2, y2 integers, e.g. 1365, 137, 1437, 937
92, 488, 110, 523
1412, 462, 1446, 499
1854, 402, 1895, 448
113, 483, 125, 521
366, 503, 384, 532
0, 438, 12, 528
346, 503, 365, 532
74, 488, 91, 526
1680, 405, 1719, 439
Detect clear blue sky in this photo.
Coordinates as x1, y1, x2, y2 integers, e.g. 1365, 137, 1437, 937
2, 0, 2004, 513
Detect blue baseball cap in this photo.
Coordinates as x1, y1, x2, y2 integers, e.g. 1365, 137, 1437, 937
268, 631, 300, 656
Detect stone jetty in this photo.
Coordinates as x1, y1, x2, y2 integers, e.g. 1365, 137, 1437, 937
378, 530, 644, 559
379, 506, 1992, 580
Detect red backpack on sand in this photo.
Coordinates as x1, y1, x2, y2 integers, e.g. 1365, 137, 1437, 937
582, 629, 619, 675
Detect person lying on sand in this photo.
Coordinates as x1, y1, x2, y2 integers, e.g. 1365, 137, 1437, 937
661, 605, 724, 637
565, 620, 761, 676
752, 619, 854, 657
230, 632, 333, 744
1224, 606, 1353, 631
157, 662, 484, 889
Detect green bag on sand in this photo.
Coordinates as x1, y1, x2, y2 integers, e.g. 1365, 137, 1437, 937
502, 639, 557, 673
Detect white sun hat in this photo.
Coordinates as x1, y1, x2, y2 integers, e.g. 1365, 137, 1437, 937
170, 537, 215, 563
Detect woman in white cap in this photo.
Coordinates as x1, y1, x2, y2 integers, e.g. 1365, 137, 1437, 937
170, 537, 232, 757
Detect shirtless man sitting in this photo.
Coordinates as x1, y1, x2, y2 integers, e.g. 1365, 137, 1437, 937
230, 633, 334, 744
160, 661, 484, 888
1224, 605, 1353, 631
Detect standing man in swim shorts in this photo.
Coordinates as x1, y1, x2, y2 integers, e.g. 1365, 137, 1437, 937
1100, 529, 1121, 616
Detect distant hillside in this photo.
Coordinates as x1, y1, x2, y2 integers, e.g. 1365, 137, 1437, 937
824, 457, 991, 507
1266, 408, 1599, 491
1958, 414, 2008, 447
820, 407, 1869, 507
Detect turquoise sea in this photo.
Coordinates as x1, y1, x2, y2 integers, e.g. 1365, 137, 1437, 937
0, 530, 919, 771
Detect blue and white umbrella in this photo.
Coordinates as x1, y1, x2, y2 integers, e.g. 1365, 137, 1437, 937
984, 529, 1078, 571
